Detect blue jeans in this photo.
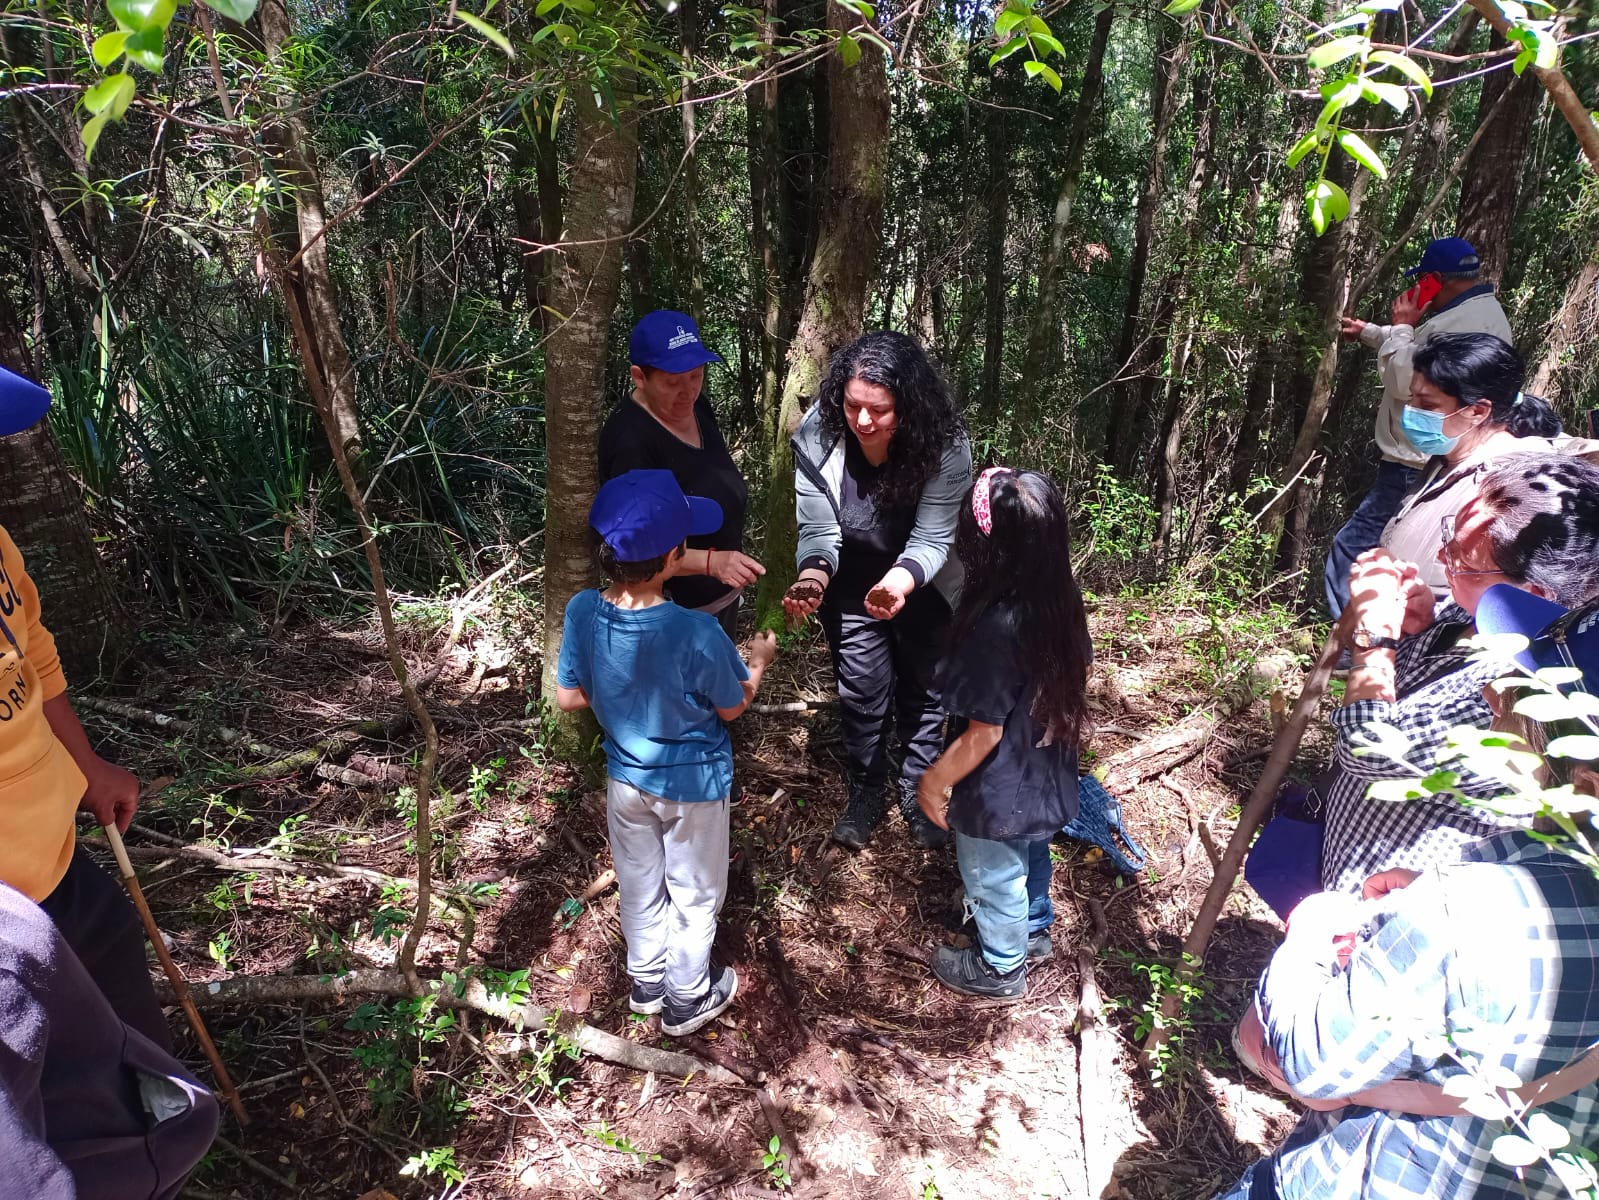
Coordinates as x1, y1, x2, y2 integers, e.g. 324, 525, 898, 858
1322, 460, 1419, 619
1213, 1160, 1278, 1200
955, 834, 1055, 974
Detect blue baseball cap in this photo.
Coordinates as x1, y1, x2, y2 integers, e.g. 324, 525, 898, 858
1476, 584, 1599, 693
0, 366, 52, 436
590, 469, 723, 561
1406, 236, 1481, 278
629, 310, 722, 374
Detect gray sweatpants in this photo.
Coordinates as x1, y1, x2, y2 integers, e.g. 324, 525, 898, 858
606, 778, 730, 1006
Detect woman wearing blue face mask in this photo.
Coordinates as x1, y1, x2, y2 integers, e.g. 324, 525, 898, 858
1374, 332, 1592, 601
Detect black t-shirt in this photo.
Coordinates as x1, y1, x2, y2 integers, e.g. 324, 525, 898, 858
598, 395, 748, 611
803, 436, 922, 614
943, 603, 1081, 842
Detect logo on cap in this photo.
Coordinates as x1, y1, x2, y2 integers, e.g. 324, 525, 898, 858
667, 326, 699, 351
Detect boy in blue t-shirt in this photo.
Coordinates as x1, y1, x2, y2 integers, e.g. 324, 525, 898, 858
555, 470, 776, 1037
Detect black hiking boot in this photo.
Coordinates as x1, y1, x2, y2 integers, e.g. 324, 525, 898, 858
629, 979, 665, 1015
1026, 930, 1053, 961
899, 778, 949, 850
930, 944, 1026, 1002
831, 777, 887, 850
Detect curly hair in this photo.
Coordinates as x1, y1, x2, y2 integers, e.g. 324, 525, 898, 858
816, 332, 966, 513
946, 469, 1092, 749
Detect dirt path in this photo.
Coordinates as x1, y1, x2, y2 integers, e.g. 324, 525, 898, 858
84, 594, 1310, 1198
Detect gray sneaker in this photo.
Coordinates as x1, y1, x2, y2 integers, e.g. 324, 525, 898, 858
1026, 930, 1053, 961
930, 944, 1025, 1001
629, 979, 665, 1015
662, 966, 739, 1037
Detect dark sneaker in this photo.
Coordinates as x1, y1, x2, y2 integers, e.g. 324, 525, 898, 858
1026, 930, 1053, 961
930, 944, 1025, 1002
630, 979, 665, 1016
906, 810, 949, 850
832, 779, 886, 850
662, 966, 739, 1037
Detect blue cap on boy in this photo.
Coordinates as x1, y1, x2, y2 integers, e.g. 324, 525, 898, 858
590, 470, 723, 562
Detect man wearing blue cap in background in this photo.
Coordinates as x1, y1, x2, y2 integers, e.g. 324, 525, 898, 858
1327, 237, 1513, 619
553, 470, 777, 1037
598, 310, 764, 640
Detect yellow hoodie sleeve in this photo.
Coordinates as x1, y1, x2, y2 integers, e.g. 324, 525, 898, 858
0, 527, 68, 702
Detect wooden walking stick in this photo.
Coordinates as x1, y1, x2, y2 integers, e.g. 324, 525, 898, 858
1140, 611, 1354, 1072
102, 823, 249, 1125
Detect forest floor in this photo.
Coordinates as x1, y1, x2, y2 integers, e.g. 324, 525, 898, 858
82, 579, 1327, 1200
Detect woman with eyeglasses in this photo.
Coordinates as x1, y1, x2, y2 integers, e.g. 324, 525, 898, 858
1318, 452, 1599, 895
1371, 332, 1596, 602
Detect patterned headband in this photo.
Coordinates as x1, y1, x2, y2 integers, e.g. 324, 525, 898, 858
973, 466, 1013, 535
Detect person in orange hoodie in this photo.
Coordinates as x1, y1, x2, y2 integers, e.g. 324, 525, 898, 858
0, 364, 168, 1048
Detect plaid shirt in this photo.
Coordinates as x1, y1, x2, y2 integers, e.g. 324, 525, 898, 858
1320, 604, 1526, 894
1241, 832, 1599, 1200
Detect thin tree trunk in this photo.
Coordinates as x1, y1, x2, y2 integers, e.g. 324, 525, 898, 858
751, 1, 890, 628
1229, 191, 1301, 499
749, 0, 783, 459
1017, 6, 1114, 405
678, 0, 706, 322
1455, 34, 1543, 284
540, 80, 641, 734
979, 100, 1010, 412
510, 114, 562, 330
257, 0, 361, 454
0, 292, 123, 679
1105, 24, 1189, 470
1529, 248, 1599, 402
1464, 1, 1599, 171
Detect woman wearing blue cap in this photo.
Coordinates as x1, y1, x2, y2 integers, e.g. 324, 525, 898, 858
598, 310, 763, 639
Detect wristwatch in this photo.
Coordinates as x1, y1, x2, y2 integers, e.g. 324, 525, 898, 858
1350, 626, 1402, 652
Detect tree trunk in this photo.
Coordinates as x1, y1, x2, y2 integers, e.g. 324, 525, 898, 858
1455, 35, 1542, 284
1464, 1, 1599, 172
749, 0, 784, 460
258, 0, 361, 454
1104, 24, 1189, 470
678, 0, 706, 322
978, 99, 1010, 413
0, 238, 122, 680
1016, 6, 1114, 405
751, 2, 890, 629
540, 81, 641, 730
510, 114, 562, 330
1529, 247, 1599, 403
1229, 190, 1301, 499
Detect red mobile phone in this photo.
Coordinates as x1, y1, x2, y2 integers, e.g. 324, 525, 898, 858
1410, 272, 1443, 310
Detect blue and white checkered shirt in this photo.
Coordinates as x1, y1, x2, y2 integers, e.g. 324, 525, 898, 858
1239, 831, 1599, 1200
1320, 605, 1526, 894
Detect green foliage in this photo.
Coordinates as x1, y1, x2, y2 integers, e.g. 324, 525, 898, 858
589, 1121, 660, 1165
762, 1134, 793, 1189
1108, 951, 1210, 1084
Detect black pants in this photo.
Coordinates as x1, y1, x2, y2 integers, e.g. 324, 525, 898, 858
819, 589, 950, 792
39, 845, 173, 1052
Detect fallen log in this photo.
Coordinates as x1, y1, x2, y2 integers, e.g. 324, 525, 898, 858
1076, 900, 1111, 1199
169, 968, 740, 1084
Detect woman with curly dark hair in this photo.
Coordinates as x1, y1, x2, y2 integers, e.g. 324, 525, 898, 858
781, 332, 972, 849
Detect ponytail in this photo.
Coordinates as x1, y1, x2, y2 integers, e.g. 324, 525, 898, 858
1501, 391, 1562, 439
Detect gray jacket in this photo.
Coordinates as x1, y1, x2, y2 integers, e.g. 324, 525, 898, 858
792, 404, 971, 607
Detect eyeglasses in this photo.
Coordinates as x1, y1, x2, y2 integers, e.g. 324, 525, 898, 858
1439, 513, 1504, 580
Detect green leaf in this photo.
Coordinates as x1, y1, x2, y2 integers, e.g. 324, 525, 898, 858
988, 36, 1028, 66
1164, 0, 1202, 14
1534, 31, 1558, 70
1024, 59, 1062, 92
1370, 49, 1433, 98
1492, 1133, 1544, 1169
80, 111, 112, 161
1336, 129, 1387, 177
1307, 35, 1367, 70
994, 7, 1027, 35
1548, 734, 1599, 761
531, 21, 576, 45
1526, 1112, 1572, 1152
837, 30, 861, 66
535, 0, 561, 12
1361, 79, 1410, 112
122, 25, 165, 72
92, 31, 129, 67
1286, 130, 1320, 168
106, 0, 176, 33
1512, 691, 1579, 722
454, 9, 514, 56
199, 0, 258, 22
1031, 31, 1065, 57
1307, 177, 1350, 235
1513, 46, 1534, 75
83, 72, 136, 119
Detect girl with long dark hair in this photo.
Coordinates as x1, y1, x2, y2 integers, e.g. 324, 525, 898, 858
916, 467, 1092, 1000
782, 332, 971, 849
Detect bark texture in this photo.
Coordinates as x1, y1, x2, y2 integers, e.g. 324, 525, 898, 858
1455, 35, 1543, 284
